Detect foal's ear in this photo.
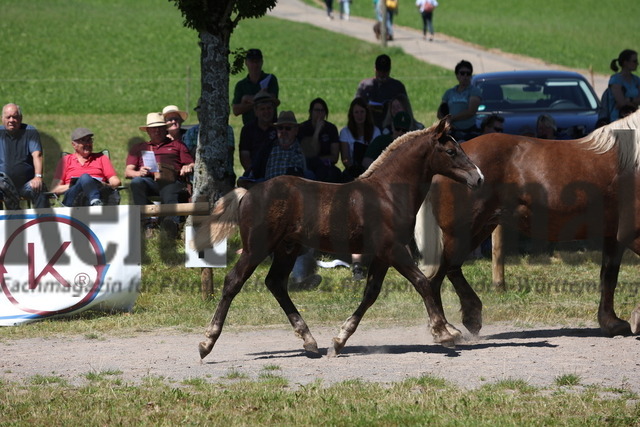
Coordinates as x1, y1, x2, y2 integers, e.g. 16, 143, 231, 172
434, 115, 452, 138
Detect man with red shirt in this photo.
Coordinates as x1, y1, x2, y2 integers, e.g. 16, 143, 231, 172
51, 127, 121, 206
125, 112, 194, 238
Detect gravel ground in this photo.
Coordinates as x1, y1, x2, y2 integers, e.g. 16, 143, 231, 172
2, 322, 639, 391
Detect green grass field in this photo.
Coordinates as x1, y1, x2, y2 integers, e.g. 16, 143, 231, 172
2, 0, 640, 423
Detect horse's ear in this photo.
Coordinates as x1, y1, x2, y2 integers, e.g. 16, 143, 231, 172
435, 115, 452, 138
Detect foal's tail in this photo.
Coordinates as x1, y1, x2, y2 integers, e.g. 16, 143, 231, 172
192, 188, 248, 250
414, 194, 444, 279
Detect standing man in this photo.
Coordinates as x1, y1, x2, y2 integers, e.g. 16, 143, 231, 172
125, 112, 194, 238
355, 54, 408, 129
0, 103, 50, 209
232, 48, 279, 125
238, 90, 280, 181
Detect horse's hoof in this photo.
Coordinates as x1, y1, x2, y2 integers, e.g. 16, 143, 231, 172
462, 311, 483, 336
604, 320, 632, 337
198, 341, 212, 360
630, 306, 640, 334
327, 338, 344, 357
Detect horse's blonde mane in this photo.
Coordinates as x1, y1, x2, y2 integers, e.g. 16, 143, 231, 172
579, 109, 640, 171
359, 126, 435, 179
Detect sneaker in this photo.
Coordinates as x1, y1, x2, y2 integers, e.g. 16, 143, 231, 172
351, 263, 365, 281
90, 199, 103, 206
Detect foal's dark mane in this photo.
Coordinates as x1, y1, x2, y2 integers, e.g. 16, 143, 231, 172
359, 127, 434, 179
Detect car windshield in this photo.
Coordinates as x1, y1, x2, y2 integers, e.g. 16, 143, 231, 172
476, 78, 599, 112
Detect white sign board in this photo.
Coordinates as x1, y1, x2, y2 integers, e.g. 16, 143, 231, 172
0, 206, 141, 326
183, 225, 226, 268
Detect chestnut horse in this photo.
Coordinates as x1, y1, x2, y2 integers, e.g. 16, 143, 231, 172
415, 110, 640, 346
194, 118, 483, 360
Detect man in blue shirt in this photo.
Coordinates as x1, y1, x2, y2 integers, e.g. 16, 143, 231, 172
0, 103, 50, 209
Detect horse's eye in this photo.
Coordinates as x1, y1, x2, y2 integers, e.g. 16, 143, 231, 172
446, 149, 456, 156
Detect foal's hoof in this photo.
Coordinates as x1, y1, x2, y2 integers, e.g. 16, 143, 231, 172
303, 340, 320, 354
198, 341, 213, 360
327, 338, 345, 357
462, 310, 483, 336
445, 323, 463, 340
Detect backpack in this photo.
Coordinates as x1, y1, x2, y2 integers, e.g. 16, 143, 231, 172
0, 172, 22, 210
385, 0, 398, 11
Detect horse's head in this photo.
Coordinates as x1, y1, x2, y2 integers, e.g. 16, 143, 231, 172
428, 117, 484, 189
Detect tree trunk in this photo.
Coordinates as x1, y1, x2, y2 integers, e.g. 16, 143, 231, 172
193, 30, 235, 300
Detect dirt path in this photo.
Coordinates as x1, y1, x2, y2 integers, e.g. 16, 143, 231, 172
2, 322, 639, 391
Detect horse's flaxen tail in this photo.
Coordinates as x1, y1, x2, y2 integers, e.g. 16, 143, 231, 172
414, 194, 444, 279
192, 188, 248, 250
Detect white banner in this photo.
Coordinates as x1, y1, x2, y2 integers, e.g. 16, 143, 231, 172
0, 206, 141, 326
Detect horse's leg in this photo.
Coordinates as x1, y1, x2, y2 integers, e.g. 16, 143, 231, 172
626, 237, 640, 334
265, 247, 319, 353
598, 237, 632, 336
328, 258, 389, 357
446, 265, 483, 335
199, 251, 262, 359
397, 249, 459, 347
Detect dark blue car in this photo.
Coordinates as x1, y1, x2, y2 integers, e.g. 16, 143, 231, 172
472, 70, 601, 138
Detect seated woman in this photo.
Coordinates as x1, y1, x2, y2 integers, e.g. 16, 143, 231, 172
438, 60, 482, 141
297, 98, 342, 183
50, 128, 121, 206
380, 93, 424, 135
339, 97, 381, 181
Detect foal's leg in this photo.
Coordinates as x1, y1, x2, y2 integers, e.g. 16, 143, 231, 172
199, 251, 263, 360
328, 258, 389, 357
265, 247, 319, 353
598, 237, 632, 336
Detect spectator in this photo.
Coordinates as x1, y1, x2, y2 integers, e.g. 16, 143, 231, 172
416, 0, 438, 41
162, 105, 188, 142
480, 114, 505, 134
264, 111, 306, 180
0, 103, 50, 209
50, 128, 121, 207
438, 60, 482, 141
231, 48, 279, 125
339, 0, 351, 20
324, 0, 334, 19
355, 54, 408, 129
340, 97, 381, 181
380, 93, 424, 135
608, 49, 640, 122
125, 112, 194, 239
297, 98, 342, 183
182, 100, 236, 189
362, 111, 411, 169
237, 90, 279, 182
536, 114, 557, 139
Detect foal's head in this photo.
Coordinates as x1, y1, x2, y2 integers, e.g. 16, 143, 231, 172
426, 118, 484, 189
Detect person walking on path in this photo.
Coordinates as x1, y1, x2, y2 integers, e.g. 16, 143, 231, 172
416, 0, 438, 41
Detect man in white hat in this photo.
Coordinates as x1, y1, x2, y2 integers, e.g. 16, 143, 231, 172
50, 127, 122, 206
125, 112, 195, 238
162, 105, 188, 141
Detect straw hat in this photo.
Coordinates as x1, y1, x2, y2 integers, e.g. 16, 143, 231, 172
274, 111, 298, 126
162, 105, 188, 121
139, 112, 168, 131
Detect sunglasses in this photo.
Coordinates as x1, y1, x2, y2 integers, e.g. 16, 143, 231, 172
457, 71, 472, 76
277, 126, 294, 131
165, 117, 183, 123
